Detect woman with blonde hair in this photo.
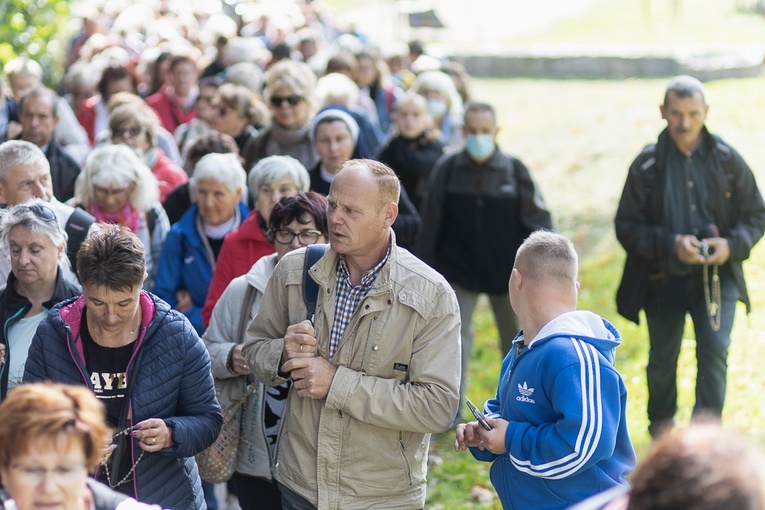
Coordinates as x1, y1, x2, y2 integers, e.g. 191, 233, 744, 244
209, 83, 266, 156
109, 102, 187, 202
242, 60, 318, 171
411, 70, 465, 150
73, 144, 170, 290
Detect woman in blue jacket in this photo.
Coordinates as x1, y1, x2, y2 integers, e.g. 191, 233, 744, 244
23, 224, 222, 510
154, 152, 249, 335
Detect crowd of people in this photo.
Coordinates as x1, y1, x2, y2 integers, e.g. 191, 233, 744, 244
0, 0, 764, 509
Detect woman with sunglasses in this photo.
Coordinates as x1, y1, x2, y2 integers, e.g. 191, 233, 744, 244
0, 201, 80, 402
23, 224, 222, 510
203, 192, 327, 510
108, 100, 188, 203
0, 382, 160, 510
242, 60, 319, 172
209, 83, 265, 157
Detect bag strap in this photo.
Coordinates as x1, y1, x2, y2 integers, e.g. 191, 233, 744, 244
237, 284, 258, 342
302, 245, 324, 323
64, 207, 95, 274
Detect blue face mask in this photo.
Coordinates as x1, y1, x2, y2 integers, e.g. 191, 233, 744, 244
426, 99, 448, 120
465, 134, 495, 161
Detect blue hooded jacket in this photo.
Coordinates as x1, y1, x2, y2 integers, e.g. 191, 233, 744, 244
470, 311, 636, 510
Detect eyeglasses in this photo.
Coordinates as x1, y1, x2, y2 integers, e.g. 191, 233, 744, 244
10, 463, 87, 486
112, 126, 144, 139
269, 95, 303, 107
272, 229, 322, 245
19, 203, 57, 222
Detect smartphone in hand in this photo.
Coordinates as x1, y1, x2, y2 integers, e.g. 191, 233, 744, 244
466, 399, 494, 431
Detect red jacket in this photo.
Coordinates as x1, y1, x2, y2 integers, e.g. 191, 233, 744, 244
76, 96, 100, 145
145, 89, 196, 134
201, 210, 275, 326
152, 149, 188, 203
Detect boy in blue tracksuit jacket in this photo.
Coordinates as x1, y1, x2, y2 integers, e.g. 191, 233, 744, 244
455, 231, 636, 510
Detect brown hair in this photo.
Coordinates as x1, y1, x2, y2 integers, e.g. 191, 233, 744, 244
77, 223, 146, 292
0, 383, 109, 471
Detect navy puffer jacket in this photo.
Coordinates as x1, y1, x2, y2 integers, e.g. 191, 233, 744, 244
23, 291, 222, 510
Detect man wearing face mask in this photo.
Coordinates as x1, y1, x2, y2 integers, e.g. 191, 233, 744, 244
418, 101, 553, 420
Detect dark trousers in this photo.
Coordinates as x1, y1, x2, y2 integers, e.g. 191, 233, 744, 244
644, 269, 737, 434
278, 483, 316, 510
231, 472, 282, 510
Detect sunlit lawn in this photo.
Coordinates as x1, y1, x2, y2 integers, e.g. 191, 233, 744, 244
425, 76, 765, 508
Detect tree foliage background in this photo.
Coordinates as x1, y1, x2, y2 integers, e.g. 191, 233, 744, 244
0, 0, 71, 85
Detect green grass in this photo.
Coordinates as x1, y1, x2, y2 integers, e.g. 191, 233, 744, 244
425, 76, 765, 508
510, 0, 765, 46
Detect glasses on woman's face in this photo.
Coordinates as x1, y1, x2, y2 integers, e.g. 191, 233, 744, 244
10, 462, 87, 486
18, 203, 57, 222
269, 95, 303, 108
112, 126, 144, 139
272, 229, 321, 245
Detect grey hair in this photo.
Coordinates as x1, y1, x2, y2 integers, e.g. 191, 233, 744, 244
4, 57, 43, 80
664, 75, 706, 107
0, 199, 70, 270
191, 153, 246, 195
248, 155, 310, 197
411, 70, 464, 115
75, 144, 160, 212
0, 141, 50, 184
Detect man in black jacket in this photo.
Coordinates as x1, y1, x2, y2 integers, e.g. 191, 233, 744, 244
18, 87, 81, 202
418, 101, 553, 417
615, 75, 765, 438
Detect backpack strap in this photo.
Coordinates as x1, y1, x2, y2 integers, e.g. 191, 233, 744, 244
237, 285, 258, 342
64, 207, 95, 274
302, 245, 325, 323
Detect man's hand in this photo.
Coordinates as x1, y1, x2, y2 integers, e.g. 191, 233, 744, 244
674, 234, 706, 265
175, 290, 193, 313
454, 421, 484, 451
283, 320, 318, 362
476, 417, 509, 455
702, 237, 730, 265
282, 357, 336, 399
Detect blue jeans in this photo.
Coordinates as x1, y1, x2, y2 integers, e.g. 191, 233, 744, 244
279, 483, 316, 510
644, 269, 738, 434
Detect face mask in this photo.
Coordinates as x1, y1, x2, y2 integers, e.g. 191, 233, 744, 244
426, 99, 448, 120
465, 134, 495, 161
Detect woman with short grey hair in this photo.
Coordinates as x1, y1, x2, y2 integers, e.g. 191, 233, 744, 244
73, 144, 170, 290
154, 152, 249, 335
200, 155, 310, 325
0, 199, 80, 401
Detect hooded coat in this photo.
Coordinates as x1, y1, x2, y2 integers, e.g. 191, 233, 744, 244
470, 311, 636, 510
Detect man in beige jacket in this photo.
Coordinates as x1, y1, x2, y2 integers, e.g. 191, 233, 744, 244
244, 159, 461, 510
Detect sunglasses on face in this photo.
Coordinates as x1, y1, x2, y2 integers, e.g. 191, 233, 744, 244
269, 95, 303, 107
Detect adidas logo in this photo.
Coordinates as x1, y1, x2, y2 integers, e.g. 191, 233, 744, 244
516, 382, 536, 403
